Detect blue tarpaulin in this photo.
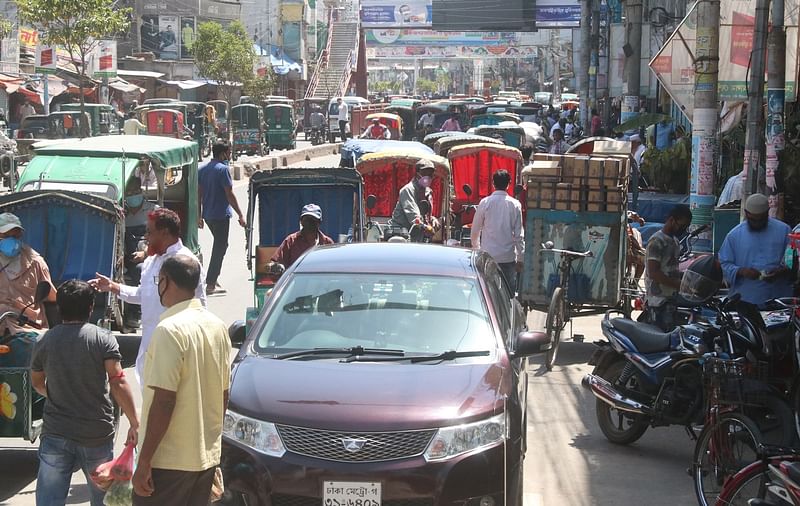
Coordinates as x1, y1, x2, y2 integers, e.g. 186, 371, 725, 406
339, 139, 434, 167
254, 44, 302, 75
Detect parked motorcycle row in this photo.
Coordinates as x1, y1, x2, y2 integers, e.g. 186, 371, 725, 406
582, 261, 800, 505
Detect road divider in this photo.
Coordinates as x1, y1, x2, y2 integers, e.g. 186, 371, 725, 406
235, 143, 342, 179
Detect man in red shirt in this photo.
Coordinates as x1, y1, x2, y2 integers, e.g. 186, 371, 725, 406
269, 204, 334, 269
360, 118, 390, 139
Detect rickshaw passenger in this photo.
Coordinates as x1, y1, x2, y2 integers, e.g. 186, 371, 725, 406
0, 213, 56, 337
389, 159, 440, 233
360, 118, 390, 140
269, 204, 334, 270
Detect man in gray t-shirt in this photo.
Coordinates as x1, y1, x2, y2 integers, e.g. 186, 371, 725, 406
31, 280, 139, 506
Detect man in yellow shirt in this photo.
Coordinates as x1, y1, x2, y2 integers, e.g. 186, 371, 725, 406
132, 255, 231, 504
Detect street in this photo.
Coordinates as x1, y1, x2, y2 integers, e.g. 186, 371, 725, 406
1, 152, 697, 505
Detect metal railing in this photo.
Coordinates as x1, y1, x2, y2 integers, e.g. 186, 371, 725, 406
304, 10, 336, 99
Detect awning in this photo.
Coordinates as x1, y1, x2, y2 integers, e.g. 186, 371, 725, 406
160, 79, 207, 90
118, 69, 165, 79
0, 74, 23, 94
109, 78, 145, 94
270, 52, 302, 76
16, 86, 42, 104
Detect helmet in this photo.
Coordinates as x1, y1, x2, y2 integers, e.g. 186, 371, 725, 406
679, 255, 723, 303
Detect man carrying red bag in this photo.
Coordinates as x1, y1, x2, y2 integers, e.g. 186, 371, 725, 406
31, 280, 139, 506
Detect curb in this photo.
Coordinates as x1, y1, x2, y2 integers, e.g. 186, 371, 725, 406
233, 143, 342, 179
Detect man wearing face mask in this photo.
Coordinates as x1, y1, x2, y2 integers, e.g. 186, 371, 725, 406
389, 159, 440, 234
123, 177, 158, 328
89, 208, 206, 381
644, 204, 692, 330
269, 204, 334, 270
719, 193, 793, 306
0, 213, 56, 336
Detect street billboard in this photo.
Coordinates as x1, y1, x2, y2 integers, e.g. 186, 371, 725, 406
362, 0, 432, 28
431, 0, 536, 31
650, 0, 799, 121
535, 0, 581, 28
365, 29, 540, 58
135, 0, 240, 20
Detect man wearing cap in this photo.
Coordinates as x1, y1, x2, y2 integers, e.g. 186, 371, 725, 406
0, 213, 55, 336
390, 159, 440, 234
269, 204, 334, 269
719, 193, 793, 306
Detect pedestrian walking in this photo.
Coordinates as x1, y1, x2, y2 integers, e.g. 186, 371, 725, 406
337, 98, 349, 141
89, 208, 206, 381
470, 170, 524, 290
198, 140, 246, 295
132, 255, 231, 505
31, 280, 139, 506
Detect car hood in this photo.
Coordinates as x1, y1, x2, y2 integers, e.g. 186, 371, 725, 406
229, 355, 509, 431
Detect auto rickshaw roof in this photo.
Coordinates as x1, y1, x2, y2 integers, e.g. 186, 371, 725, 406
474, 124, 525, 133
356, 151, 449, 179
62, 103, 113, 110
32, 135, 197, 169
365, 112, 402, 121
250, 167, 361, 189
265, 103, 294, 110
446, 142, 523, 162
232, 103, 261, 110
434, 135, 503, 153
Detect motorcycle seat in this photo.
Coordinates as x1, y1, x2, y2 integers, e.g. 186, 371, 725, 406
782, 461, 800, 484
610, 318, 674, 354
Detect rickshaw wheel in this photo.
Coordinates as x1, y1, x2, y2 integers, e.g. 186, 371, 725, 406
545, 287, 566, 371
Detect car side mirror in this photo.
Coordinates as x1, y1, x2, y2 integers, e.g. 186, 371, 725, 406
34, 281, 51, 304
511, 330, 551, 358
462, 184, 473, 196
228, 320, 247, 347
366, 194, 377, 210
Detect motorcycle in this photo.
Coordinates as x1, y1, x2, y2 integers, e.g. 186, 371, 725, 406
308, 125, 326, 146
582, 293, 794, 446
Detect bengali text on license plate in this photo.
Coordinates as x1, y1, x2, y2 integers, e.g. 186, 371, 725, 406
323, 481, 381, 506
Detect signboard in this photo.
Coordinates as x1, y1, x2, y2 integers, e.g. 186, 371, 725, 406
367, 45, 539, 58
136, 0, 239, 20
1, 37, 18, 73
650, 0, 799, 121
431, 0, 535, 31
91, 40, 117, 78
362, 0, 432, 28
535, 0, 581, 28
35, 45, 58, 74
367, 29, 526, 46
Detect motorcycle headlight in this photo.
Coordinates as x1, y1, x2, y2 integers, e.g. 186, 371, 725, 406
223, 410, 286, 457
424, 413, 506, 462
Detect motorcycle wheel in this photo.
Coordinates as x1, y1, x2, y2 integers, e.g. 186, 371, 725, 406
545, 287, 566, 371
692, 413, 763, 506
742, 393, 796, 447
595, 360, 650, 445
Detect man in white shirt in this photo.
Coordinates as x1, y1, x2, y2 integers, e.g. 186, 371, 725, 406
89, 208, 206, 381
470, 170, 524, 290
124, 112, 145, 135
630, 134, 646, 169
337, 98, 349, 141
418, 110, 435, 134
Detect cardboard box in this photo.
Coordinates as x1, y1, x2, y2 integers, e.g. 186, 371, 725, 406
523, 160, 562, 182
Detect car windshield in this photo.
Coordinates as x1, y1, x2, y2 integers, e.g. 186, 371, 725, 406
254, 273, 495, 356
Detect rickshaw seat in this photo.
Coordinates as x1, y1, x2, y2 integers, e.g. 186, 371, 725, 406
255, 246, 278, 274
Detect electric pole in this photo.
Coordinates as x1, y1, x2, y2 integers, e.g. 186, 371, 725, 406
552, 30, 561, 104
589, 0, 600, 115
621, 0, 642, 124
742, 0, 770, 204
579, 0, 591, 127
766, 0, 786, 218
690, 0, 720, 247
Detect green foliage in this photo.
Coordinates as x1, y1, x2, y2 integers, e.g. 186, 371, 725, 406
416, 78, 437, 93
642, 137, 691, 194
243, 73, 276, 104
0, 17, 12, 39
16, 0, 131, 76
193, 21, 256, 104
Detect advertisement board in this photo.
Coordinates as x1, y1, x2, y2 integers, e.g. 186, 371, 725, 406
366, 29, 542, 58
362, 0, 432, 28
535, 0, 581, 28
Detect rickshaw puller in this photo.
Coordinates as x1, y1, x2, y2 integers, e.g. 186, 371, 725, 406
389, 159, 440, 234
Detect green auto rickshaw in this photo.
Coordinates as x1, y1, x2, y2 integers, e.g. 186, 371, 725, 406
47, 111, 91, 139
264, 103, 296, 150
231, 104, 267, 160
61, 103, 121, 136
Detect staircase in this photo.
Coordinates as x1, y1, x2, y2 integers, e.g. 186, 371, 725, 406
306, 21, 359, 99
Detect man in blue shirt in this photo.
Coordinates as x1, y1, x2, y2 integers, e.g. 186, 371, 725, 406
198, 141, 246, 295
719, 193, 793, 306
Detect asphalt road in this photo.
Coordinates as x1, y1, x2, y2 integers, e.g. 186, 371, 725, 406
0, 151, 698, 505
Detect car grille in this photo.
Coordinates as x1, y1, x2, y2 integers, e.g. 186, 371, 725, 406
272, 495, 434, 506
275, 424, 436, 462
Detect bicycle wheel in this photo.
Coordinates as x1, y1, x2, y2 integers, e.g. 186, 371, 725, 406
714, 459, 774, 506
693, 413, 763, 506
545, 287, 566, 371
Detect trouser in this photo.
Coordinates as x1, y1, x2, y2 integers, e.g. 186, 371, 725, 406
645, 301, 676, 331
205, 218, 230, 286
339, 120, 348, 141
36, 434, 114, 506
132, 467, 216, 506
499, 262, 519, 294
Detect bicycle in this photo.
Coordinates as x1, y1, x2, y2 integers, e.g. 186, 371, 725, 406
715, 444, 800, 505
539, 241, 593, 371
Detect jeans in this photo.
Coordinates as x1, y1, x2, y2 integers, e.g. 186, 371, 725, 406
339, 120, 348, 141
499, 262, 518, 294
205, 218, 230, 286
36, 434, 114, 506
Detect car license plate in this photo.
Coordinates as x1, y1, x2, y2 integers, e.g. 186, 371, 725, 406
323, 481, 381, 506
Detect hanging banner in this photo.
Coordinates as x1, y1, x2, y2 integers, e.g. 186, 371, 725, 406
180, 17, 195, 59
361, 0, 432, 28
35, 45, 58, 74
92, 40, 117, 78
157, 15, 180, 60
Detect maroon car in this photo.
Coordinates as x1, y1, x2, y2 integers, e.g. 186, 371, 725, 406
222, 243, 547, 506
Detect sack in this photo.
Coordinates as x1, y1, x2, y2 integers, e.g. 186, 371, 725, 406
91, 443, 135, 491
210, 467, 225, 502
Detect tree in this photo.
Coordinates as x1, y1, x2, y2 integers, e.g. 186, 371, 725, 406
193, 21, 256, 105
243, 72, 277, 105
16, 0, 131, 135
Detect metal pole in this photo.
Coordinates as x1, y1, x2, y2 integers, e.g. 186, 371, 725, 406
589, 0, 600, 114
602, 0, 613, 127
621, 0, 642, 126
42, 74, 49, 115
742, 0, 770, 205
766, 0, 786, 218
579, 0, 591, 127
690, 0, 720, 251
552, 30, 561, 104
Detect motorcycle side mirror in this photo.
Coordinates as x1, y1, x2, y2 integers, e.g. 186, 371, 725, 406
462, 184, 473, 196
366, 194, 378, 210
419, 200, 432, 216
34, 281, 51, 304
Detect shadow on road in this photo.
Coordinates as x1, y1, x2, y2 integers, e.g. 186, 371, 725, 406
0, 448, 37, 502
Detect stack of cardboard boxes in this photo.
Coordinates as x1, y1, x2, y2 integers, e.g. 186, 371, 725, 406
522, 153, 629, 212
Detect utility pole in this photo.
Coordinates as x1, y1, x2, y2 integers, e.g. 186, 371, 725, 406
621, 0, 642, 124
589, 0, 600, 114
690, 0, 720, 248
552, 30, 561, 104
766, 0, 786, 218
579, 0, 591, 127
742, 0, 770, 204
602, 0, 613, 127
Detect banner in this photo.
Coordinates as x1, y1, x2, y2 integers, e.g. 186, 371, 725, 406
361, 0, 432, 28
91, 40, 117, 78
535, 0, 581, 28
180, 17, 195, 59
2, 37, 18, 73
157, 15, 180, 60
35, 45, 57, 74
367, 29, 524, 46
366, 45, 539, 58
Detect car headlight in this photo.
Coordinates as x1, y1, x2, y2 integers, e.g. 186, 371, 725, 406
223, 410, 286, 457
424, 413, 506, 461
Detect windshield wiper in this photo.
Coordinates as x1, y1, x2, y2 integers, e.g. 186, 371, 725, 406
273, 346, 406, 360
342, 349, 491, 364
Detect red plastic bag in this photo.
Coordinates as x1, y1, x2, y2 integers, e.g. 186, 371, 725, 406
91, 443, 135, 490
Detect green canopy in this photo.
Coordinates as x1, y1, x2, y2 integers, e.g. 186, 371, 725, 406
33, 135, 197, 168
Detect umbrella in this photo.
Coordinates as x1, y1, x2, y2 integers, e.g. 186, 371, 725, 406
614, 113, 672, 134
